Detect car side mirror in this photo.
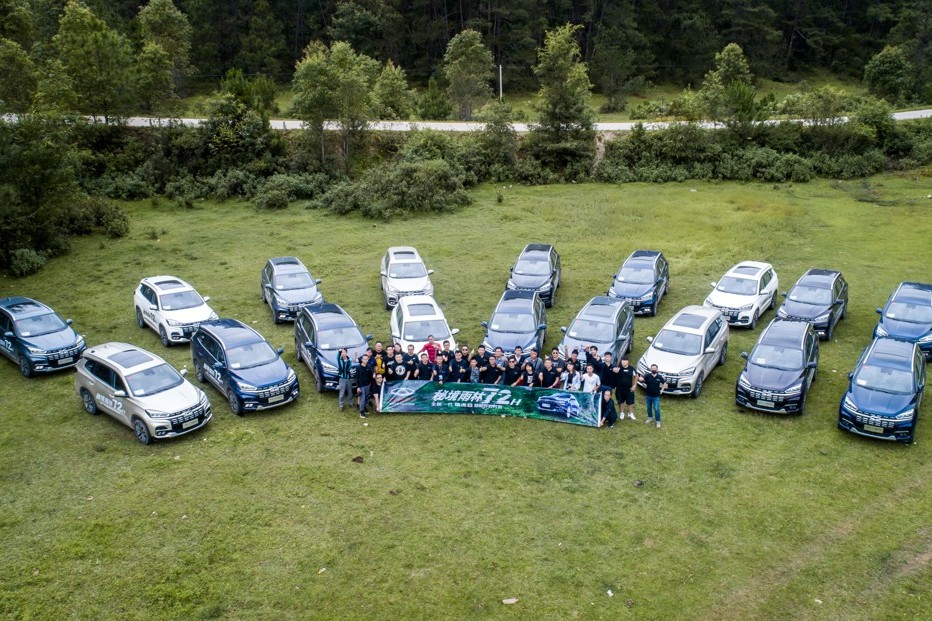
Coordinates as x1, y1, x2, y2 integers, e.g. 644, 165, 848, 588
315, 278, 322, 284
265, 283, 273, 290
391, 331, 400, 339
848, 372, 854, 379
277, 347, 285, 355
451, 328, 460, 335
149, 304, 157, 311
304, 341, 313, 349
780, 291, 787, 297
704, 347, 716, 354
646, 336, 653, 343
203, 296, 211, 302
509, 266, 514, 272
833, 299, 843, 305
365, 334, 373, 341
539, 323, 547, 330
66, 318, 74, 326
560, 326, 567, 333
710, 282, 717, 288
380, 270, 387, 277
213, 361, 224, 370
807, 362, 818, 369
179, 368, 188, 376
481, 321, 489, 328
4, 331, 13, 338
741, 352, 749, 359
113, 390, 127, 398
427, 269, 434, 275
875, 307, 882, 314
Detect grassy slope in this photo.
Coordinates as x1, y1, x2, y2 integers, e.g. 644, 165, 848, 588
1, 174, 931, 620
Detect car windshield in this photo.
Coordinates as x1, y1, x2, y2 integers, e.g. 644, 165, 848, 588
317, 327, 367, 350
159, 290, 204, 311
886, 301, 932, 324
226, 341, 279, 369
14, 312, 67, 337
125, 363, 183, 396
788, 285, 832, 305
854, 364, 915, 394
274, 271, 315, 291
388, 262, 427, 278
616, 266, 655, 285
402, 319, 450, 342
651, 329, 702, 356
716, 276, 758, 295
514, 259, 550, 276
490, 312, 535, 333
566, 318, 614, 343
750, 344, 804, 371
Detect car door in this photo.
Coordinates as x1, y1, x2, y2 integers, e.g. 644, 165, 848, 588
90, 361, 131, 425
805, 330, 819, 388
139, 285, 159, 329
0, 311, 16, 362
305, 315, 321, 375
703, 318, 723, 376
198, 333, 226, 392
551, 249, 561, 289
833, 276, 847, 326
390, 305, 401, 342
658, 255, 670, 294
756, 271, 772, 314
536, 296, 547, 348
380, 253, 389, 294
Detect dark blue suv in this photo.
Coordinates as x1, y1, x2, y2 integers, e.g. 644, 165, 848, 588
0, 297, 86, 377
736, 319, 819, 415
777, 268, 848, 340
482, 290, 547, 356
191, 319, 299, 415
506, 244, 561, 307
838, 338, 925, 444
261, 257, 323, 323
295, 303, 372, 392
874, 282, 932, 361
607, 250, 669, 316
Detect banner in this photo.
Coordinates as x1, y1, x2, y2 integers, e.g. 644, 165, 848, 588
380, 381, 602, 427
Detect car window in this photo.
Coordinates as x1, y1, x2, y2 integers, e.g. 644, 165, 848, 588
0, 313, 12, 333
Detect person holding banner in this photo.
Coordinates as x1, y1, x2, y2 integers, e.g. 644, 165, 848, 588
503, 356, 523, 387
539, 357, 561, 388
450, 349, 469, 382
468, 358, 482, 383
561, 361, 581, 391
482, 355, 503, 384
521, 361, 537, 387
371, 373, 384, 412
582, 363, 601, 394
415, 353, 434, 381
601, 389, 618, 428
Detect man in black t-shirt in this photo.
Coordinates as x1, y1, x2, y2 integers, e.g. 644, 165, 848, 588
482, 355, 503, 384
502, 356, 523, 386
615, 356, 637, 421
355, 354, 373, 418
386, 352, 409, 382
641, 364, 667, 428
414, 353, 434, 381
549, 348, 566, 374
449, 350, 469, 382
538, 357, 561, 389
403, 344, 418, 377
596, 352, 620, 391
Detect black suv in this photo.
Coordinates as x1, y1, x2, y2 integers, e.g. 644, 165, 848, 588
295, 303, 372, 392
261, 257, 323, 323
736, 319, 819, 415
777, 268, 848, 340
481, 290, 547, 355
559, 296, 635, 362
607, 250, 670, 316
506, 243, 561, 307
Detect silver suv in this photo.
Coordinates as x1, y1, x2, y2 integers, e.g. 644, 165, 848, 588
380, 247, 434, 309
75, 342, 211, 444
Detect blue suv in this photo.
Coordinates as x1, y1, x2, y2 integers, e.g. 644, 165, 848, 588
874, 282, 932, 361
261, 257, 323, 323
0, 297, 86, 377
191, 319, 299, 415
295, 303, 372, 392
838, 338, 925, 444
607, 250, 669, 316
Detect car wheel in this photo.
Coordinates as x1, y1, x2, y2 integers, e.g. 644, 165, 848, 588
228, 390, 244, 416
825, 320, 834, 341
769, 294, 777, 311
750, 311, 758, 330
159, 325, 171, 347
81, 389, 98, 415
271, 304, 281, 325
650, 299, 658, 317
195, 361, 206, 383
136, 307, 145, 328
132, 417, 153, 445
315, 369, 324, 393
19, 356, 33, 378
691, 374, 703, 398
718, 342, 728, 366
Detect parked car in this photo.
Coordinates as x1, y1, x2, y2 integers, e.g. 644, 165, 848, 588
506, 243, 562, 307
295, 303, 372, 392
380, 246, 435, 309
536, 392, 580, 419
191, 319, 299, 415
134, 276, 218, 347
735, 319, 819, 415
482, 290, 547, 355
260, 257, 323, 323
638, 305, 729, 398
389, 295, 459, 354
0, 296, 86, 377
704, 261, 779, 329
777, 268, 848, 340
873, 281, 932, 361
838, 337, 925, 444
74, 342, 211, 444
559, 296, 634, 362
607, 250, 670, 316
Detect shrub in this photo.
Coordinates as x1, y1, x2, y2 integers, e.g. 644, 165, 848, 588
253, 187, 290, 210
513, 157, 556, 185
204, 169, 259, 200
90, 199, 130, 238
9, 249, 47, 277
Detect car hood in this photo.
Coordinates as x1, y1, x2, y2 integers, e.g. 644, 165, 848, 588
274, 287, 321, 305
609, 281, 652, 299
559, 335, 614, 358
879, 318, 932, 340
132, 380, 203, 412
706, 290, 755, 308
162, 303, 216, 323
780, 300, 830, 321
389, 276, 432, 293
317, 345, 368, 370
21, 327, 81, 352
509, 273, 550, 289
230, 358, 291, 387
743, 364, 804, 391
485, 331, 538, 353
639, 347, 700, 374
849, 385, 914, 415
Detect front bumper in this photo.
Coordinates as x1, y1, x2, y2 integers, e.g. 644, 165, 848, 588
735, 385, 802, 414
24, 342, 87, 374
166, 323, 202, 343
838, 407, 914, 443
151, 402, 213, 439
609, 293, 654, 314
637, 367, 698, 395
239, 378, 301, 411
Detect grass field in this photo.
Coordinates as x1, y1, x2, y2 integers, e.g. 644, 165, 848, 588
2, 173, 931, 620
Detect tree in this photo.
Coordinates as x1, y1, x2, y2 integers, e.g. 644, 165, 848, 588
0, 0, 35, 47
328, 0, 384, 60
864, 45, 914, 104
890, 0, 932, 100
442, 29, 493, 121
220, 68, 277, 116
0, 38, 36, 112
529, 23, 595, 173
136, 41, 179, 114
236, 0, 287, 76
416, 76, 451, 120
372, 60, 414, 120
136, 0, 193, 84
700, 43, 755, 120
52, 0, 135, 121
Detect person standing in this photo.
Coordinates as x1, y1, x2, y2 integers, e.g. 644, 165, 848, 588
415, 353, 434, 381
641, 364, 668, 428
538, 357, 561, 388
387, 352, 409, 383
549, 348, 566, 374
419, 335, 441, 363
513, 346, 526, 367
336, 348, 353, 411
371, 373, 385, 412
433, 353, 449, 384
372, 341, 387, 376
449, 350, 469, 382
356, 353, 373, 418
527, 349, 544, 376
581, 363, 601, 408
482, 355, 503, 384
600, 389, 618, 428
521, 361, 537, 387
468, 358, 482, 383
502, 356, 523, 387
561, 361, 581, 391
615, 357, 637, 420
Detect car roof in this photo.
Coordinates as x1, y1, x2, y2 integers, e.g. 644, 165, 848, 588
759, 319, 809, 347
893, 282, 932, 304
578, 296, 626, 320
268, 256, 309, 273
199, 318, 265, 347
386, 247, 423, 262
0, 297, 53, 318
142, 275, 195, 293
664, 305, 719, 334
496, 290, 538, 311
726, 261, 772, 278
625, 250, 662, 264
303, 303, 357, 329
865, 337, 918, 370
397, 295, 444, 318
522, 243, 553, 253
84, 342, 164, 373
795, 269, 839, 288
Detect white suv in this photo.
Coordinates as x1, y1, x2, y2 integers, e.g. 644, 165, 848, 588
380, 247, 435, 309
389, 295, 459, 353
704, 262, 779, 329
134, 276, 218, 347
638, 305, 729, 398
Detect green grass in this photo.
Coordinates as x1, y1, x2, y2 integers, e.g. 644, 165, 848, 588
2, 173, 932, 620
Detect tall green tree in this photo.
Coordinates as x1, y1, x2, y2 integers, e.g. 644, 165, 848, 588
864, 45, 914, 104
442, 29, 493, 121
700, 42, 755, 120
0, 0, 35, 47
371, 60, 414, 120
136, 41, 179, 114
0, 38, 36, 112
890, 0, 932, 100
237, 0, 287, 76
588, 0, 651, 112
328, 0, 384, 60
136, 0, 193, 83
52, 0, 135, 121
416, 75, 452, 120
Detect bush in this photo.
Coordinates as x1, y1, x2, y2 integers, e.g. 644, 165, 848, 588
204, 169, 259, 200
90, 199, 130, 238
253, 187, 290, 210
9, 249, 47, 277
513, 157, 556, 185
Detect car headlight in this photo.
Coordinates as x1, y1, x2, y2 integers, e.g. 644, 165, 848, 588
785, 383, 803, 395
273, 295, 289, 306
146, 409, 170, 418
539, 283, 552, 292
209, 312, 219, 321
287, 368, 296, 382
638, 292, 654, 302
321, 362, 338, 374
738, 374, 751, 389
384, 283, 398, 294
874, 324, 889, 337
843, 395, 858, 412
235, 379, 258, 391
313, 293, 323, 303
776, 307, 788, 318
738, 304, 753, 311
165, 319, 182, 327
679, 366, 696, 377
918, 333, 932, 343
506, 281, 517, 290
425, 284, 434, 295
815, 313, 830, 322
75, 335, 85, 347
895, 408, 915, 421
25, 345, 46, 354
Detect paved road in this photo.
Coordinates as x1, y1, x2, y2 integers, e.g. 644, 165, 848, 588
122, 108, 930, 133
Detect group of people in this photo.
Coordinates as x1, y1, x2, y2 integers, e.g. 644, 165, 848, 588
336, 335, 669, 428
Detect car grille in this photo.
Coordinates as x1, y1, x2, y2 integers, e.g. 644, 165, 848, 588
748, 388, 791, 400
710, 304, 741, 318
181, 323, 201, 336
398, 289, 430, 297
169, 402, 207, 425
258, 379, 294, 398
48, 344, 83, 360
853, 412, 895, 429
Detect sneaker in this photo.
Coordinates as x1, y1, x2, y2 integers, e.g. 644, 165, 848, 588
645, 417, 654, 424
656, 421, 661, 428
339, 405, 344, 411
628, 413, 636, 421
360, 412, 367, 419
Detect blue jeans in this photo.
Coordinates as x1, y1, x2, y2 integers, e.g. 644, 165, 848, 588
358, 386, 371, 414
646, 396, 661, 422
338, 378, 353, 408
